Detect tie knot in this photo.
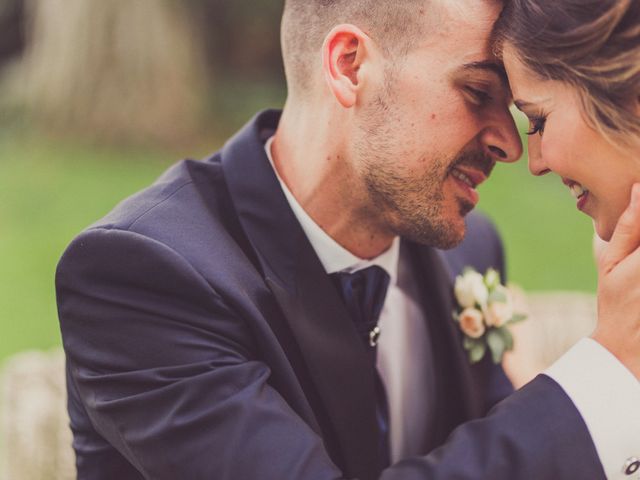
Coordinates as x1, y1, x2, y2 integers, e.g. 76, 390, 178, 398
331, 265, 390, 347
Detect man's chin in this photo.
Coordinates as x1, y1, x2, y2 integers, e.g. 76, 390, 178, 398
433, 210, 469, 249
457, 198, 475, 218
399, 217, 466, 250
434, 225, 466, 250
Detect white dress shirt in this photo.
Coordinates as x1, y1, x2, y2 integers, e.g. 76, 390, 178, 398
546, 339, 640, 479
264, 137, 640, 476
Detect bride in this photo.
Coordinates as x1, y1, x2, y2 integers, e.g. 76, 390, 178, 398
496, 0, 639, 242
496, 0, 640, 407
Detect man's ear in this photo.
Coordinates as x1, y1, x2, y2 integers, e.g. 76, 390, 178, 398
322, 24, 371, 108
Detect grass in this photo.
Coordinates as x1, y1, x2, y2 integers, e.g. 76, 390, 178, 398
0, 132, 177, 362
0, 120, 597, 364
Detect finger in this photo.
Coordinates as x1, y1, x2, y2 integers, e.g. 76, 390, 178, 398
610, 241, 640, 285
600, 183, 640, 275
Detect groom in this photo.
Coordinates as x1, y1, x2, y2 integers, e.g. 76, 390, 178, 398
56, 0, 638, 479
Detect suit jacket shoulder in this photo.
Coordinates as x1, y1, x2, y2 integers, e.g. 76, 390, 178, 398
440, 211, 506, 282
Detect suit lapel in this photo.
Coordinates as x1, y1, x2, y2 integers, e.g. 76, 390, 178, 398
221, 111, 382, 479
407, 242, 482, 444
265, 255, 381, 479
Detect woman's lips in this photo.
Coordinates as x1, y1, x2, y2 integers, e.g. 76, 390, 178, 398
562, 178, 590, 211
577, 190, 589, 211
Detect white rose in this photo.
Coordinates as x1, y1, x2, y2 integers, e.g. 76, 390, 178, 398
459, 307, 486, 339
484, 286, 514, 327
471, 277, 489, 307
454, 271, 488, 308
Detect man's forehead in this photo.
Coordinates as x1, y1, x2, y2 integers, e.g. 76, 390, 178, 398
434, 0, 502, 35
420, 0, 503, 66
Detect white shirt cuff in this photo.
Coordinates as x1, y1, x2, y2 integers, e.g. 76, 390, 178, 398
545, 338, 640, 479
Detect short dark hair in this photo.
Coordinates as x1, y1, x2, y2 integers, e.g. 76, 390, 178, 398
281, 0, 430, 96
494, 0, 640, 146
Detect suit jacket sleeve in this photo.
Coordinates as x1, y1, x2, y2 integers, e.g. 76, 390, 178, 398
57, 227, 605, 480
57, 227, 343, 480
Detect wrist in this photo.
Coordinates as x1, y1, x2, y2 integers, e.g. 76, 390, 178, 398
590, 332, 640, 381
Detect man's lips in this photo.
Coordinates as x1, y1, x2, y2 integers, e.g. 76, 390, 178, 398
451, 166, 488, 189
449, 166, 488, 206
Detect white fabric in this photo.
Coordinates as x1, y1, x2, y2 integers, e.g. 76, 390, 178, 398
377, 250, 437, 461
265, 137, 430, 461
546, 338, 640, 479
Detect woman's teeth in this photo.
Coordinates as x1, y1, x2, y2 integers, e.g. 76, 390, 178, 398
570, 183, 589, 199
451, 169, 475, 188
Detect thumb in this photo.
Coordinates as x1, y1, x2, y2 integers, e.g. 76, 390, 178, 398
600, 183, 640, 275
592, 233, 608, 266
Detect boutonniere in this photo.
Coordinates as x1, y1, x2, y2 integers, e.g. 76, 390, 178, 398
453, 267, 526, 364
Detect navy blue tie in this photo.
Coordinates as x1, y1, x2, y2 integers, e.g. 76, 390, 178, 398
331, 265, 391, 467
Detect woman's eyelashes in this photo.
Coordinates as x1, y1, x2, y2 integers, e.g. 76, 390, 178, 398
526, 115, 547, 136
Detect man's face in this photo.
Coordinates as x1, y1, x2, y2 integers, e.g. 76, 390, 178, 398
352, 0, 522, 249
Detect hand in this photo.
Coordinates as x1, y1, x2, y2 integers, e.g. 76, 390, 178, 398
592, 184, 640, 379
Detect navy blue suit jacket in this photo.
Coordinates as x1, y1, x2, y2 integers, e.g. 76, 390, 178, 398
56, 111, 604, 479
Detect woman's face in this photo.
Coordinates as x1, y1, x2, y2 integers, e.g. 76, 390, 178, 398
503, 44, 640, 241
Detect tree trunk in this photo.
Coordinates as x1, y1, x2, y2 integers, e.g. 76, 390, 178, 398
12, 0, 209, 146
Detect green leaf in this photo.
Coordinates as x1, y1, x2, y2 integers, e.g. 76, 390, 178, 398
497, 326, 514, 351
464, 336, 481, 351
486, 329, 506, 364
508, 313, 528, 324
469, 342, 486, 364
488, 289, 507, 303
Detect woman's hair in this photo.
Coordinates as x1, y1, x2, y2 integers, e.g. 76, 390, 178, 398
494, 0, 640, 146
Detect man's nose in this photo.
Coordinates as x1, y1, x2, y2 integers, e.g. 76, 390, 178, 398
480, 109, 523, 164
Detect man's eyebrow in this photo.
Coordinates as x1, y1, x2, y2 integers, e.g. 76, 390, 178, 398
461, 61, 508, 86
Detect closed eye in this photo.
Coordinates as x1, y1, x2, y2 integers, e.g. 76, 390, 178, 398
526, 116, 547, 136
463, 86, 493, 106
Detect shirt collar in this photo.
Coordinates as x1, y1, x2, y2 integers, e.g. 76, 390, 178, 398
264, 136, 399, 285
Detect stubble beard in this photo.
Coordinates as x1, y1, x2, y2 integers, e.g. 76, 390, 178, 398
360, 151, 470, 250
354, 87, 472, 250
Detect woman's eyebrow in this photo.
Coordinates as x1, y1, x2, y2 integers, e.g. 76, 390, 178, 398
514, 99, 550, 111
514, 100, 533, 110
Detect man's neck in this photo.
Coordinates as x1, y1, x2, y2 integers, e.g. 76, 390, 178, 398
272, 105, 395, 259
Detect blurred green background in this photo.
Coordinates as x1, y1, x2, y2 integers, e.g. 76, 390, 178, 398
0, 0, 596, 364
